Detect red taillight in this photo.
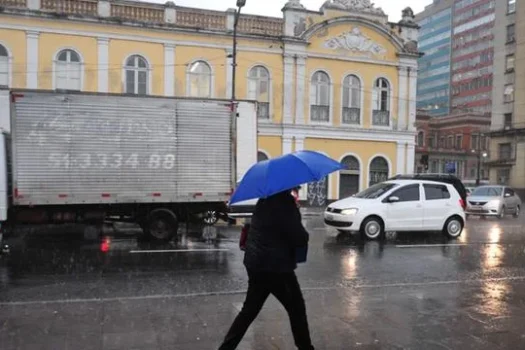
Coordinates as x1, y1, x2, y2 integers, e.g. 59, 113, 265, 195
459, 199, 466, 210
100, 237, 111, 253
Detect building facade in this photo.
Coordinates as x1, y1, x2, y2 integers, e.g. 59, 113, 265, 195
416, 0, 454, 116
450, 0, 495, 115
415, 112, 490, 181
488, 0, 524, 192
0, 0, 419, 206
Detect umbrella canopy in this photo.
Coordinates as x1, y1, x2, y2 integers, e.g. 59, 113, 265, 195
230, 150, 346, 205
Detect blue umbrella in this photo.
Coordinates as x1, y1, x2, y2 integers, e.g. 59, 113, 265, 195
230, 150, 346, 205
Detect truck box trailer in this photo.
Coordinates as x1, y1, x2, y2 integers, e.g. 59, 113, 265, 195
0, 90, 257, 242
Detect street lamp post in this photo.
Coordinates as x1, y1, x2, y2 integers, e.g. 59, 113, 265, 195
229, 0, 246, 190
231, 0, 246, 101
472, 137, 488, 186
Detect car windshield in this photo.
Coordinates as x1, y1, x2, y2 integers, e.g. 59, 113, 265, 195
472, 187, 503, 197
354, 182, 399, 199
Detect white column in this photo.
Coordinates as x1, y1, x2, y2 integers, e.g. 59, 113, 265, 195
295, 55, 306, 125
295, 137, 308, 200
396, 142, 406, 175
226, 49, 233, 99
26, 31, 39, 89
163, 43, 175, 96
406, 142, 415, 174
283, 54, 294, 124
397, 66, 408, 131
282, 136, 293, 154
97, 37, 109, 93
407, 67, 418, 132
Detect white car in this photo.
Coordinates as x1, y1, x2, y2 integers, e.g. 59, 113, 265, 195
324, 179, 466, 240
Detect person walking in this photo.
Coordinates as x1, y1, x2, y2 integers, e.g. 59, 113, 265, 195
218, 190, 314, 350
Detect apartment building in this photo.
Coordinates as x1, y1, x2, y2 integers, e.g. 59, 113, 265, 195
416, 0, 454, 116
488, 0, 524, 192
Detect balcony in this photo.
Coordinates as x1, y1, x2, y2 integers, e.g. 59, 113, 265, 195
372, 110, 390, 127
310, 105, 330, 123
342, 107, 360, 125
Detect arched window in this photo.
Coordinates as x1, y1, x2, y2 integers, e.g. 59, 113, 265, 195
0, 44, 8, 87
372, 78, 390, 126
55, 49, 81, 91
339, 155, 360, 199
310, 71, 330, 122
188, 60, 212, 98
248, 66, 270, 119
342, 75, 361, 125
257, 151, 269, 162
369, 157, 389, 186
417, 131, 425, 147
125, 55, 148, 95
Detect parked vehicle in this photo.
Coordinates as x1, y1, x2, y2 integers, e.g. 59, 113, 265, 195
390, 174, 467, 207
0, 90, 257, 244
324, 179, 466, 240
466, 186, 521, 219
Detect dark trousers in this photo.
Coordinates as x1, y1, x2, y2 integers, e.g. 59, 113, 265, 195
218, 269, 314, 350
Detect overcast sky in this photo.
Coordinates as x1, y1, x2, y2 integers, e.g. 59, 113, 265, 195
147, 0, 433, 21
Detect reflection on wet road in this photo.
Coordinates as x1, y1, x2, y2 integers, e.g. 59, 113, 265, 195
2, 212, 525, 349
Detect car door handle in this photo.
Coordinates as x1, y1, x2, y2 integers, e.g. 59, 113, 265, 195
416, 204, 422, 208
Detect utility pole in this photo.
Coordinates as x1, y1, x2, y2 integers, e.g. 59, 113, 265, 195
474, 133, 487, 186
230, 0, 246, 189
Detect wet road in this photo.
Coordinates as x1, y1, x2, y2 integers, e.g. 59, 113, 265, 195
2, 211, 525, 349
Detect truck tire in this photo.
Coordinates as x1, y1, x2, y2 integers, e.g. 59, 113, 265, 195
145, 209, 178, 241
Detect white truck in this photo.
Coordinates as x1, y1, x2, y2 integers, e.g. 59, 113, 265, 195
0, 90, 257, 244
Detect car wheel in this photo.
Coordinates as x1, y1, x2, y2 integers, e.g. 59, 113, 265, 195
498, 206, 506, 220
443, 216, 463, 239
360, 216, 384, 240
514, 205, 520, 218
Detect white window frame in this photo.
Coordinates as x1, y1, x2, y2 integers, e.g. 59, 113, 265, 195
309, 70, 333, 125
367, 155, 392, 187
337, 152, 363, 196
247, 64, 272, 121
186, 59, 214, 98
53, 48, 84, 91
371, 76, 393, 129
122, 54, 151, 95
0, 42, 12, 88
341, 73, 363, 127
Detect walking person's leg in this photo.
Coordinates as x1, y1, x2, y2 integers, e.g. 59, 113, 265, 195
218, 270, 270, 350
271, 272, 314, 350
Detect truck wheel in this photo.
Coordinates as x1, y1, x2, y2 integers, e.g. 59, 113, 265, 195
203, 210, 219, 226
146, 209, 178, 241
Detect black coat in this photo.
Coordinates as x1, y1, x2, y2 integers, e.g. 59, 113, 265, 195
243, 191, 309, 273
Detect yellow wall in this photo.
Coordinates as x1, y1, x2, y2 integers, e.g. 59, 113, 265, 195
38, 33, 98, 91
304, 138, 397, 198
304, 58, 398, 128
235, 51, 284, 123
308, 24, 399, 63
258, 136, 282, 159
0, 29, 26, 88
108, 39, 164, 95
174, 46, 226, 97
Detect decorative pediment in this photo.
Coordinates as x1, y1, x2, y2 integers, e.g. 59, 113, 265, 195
323, 0, 385, 15
323, 27, 387, 57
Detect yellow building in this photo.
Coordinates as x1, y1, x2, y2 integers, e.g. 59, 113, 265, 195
0, 0, 420, 206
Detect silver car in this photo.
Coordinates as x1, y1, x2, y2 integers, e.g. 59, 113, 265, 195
466, 186, 521, 219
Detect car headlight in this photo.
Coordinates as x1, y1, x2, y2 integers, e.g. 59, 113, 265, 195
489, 200, 501, 206
340, 208, 358, 216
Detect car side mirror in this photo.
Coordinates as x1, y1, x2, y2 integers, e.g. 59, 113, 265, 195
505, 193, 511, 198
388, 196, 400, 203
